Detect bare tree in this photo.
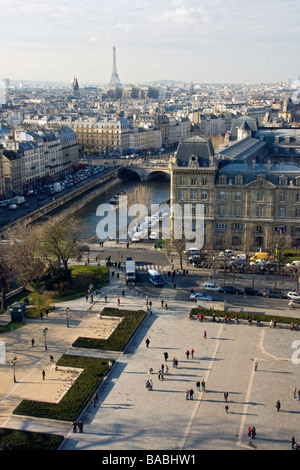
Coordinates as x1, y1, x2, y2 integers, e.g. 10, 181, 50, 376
0, 246, 14, 310
6, 222, 46, 289
37, 215, 81, 278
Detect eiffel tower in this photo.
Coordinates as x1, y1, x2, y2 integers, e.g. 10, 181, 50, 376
109, 45, 122, 88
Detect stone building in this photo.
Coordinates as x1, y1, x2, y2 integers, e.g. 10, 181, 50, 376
169, 135, 300, 251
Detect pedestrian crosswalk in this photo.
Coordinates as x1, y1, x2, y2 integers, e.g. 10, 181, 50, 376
135, 263, 165, 272
102, 240, 159, 251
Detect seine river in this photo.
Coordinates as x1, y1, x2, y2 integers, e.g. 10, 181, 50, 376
75, 177, 170, 240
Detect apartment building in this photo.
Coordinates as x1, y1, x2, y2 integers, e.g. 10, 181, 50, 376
71, 116, 131, 154
0, 126, 79, 196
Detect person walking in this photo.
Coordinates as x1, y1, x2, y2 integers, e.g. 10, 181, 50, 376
251, 427, 256, 439
31, 338, 35, 347
145, 338, 150, 348
161, 299, 164, 307
164, 351, 168, 361
196, 380, 200, 391
292, 436, 296, 449
201, 380, 206, 391
248, 427, 252, 439
189, 388, 194, 400
190, 348, 195, 359
165, 303, 168, 310
78, 420, 83, 433
276, 399, 281, 412
72, 421, 77, 433
254, 361, 258, 371
225, 404, 229, 413
186, 389, 190, 400
42, 370, 45, 380
224, 391, 229, 402
203, 330, 207, 339
185, 350, 190, 359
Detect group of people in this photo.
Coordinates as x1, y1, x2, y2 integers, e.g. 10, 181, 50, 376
248, 426, 256, 439
72, 419, 84, 433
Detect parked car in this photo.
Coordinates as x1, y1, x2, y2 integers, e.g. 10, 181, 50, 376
287, 291, 300, 300
220, 286, 242, 295
263, 290, 287, 299
203, 282, 221, 292
8, 204, 18, 210
149, 231, 158, 240
184, 248, 200, 255
242, 287, 260, 296
289, 300, 300, 308
190, 292, 213, 301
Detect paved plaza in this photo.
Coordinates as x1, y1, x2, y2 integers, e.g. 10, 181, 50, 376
0, 262, 300, 451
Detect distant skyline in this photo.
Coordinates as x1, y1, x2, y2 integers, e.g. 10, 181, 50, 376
1, 0, 299, 85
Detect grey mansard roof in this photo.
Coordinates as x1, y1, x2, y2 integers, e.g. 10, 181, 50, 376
217, 161, 300, 186
217, 137, 267, 161
175, 136, 215, 166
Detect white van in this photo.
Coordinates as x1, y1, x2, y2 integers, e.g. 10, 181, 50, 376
203, 282, 221, 292
184, 248, 199, 255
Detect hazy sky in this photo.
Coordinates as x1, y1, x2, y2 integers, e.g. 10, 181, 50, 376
1, 0, 299, 85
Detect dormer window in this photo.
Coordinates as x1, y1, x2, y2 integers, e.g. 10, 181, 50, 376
235, 175, 243, 185
279, 176, 288, 186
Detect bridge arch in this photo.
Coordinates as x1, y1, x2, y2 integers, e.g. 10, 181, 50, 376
117, 166, 170, 182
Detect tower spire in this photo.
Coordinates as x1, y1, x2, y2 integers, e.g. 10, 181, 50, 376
109, 45, 122, 88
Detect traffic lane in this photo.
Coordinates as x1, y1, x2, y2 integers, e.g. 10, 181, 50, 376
185, 291, 291, 309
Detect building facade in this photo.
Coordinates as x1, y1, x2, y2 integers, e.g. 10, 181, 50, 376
169, 135, 300, 251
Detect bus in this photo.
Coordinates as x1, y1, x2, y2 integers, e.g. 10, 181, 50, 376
148, 269, 164, 287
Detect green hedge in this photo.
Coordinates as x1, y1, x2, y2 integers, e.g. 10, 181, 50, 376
190, 307, 300, 325
13, 355, 111, 422
0, 428, 64, 450
72, 307, 147, 351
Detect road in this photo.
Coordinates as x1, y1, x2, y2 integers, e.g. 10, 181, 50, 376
92, 241, 299, 318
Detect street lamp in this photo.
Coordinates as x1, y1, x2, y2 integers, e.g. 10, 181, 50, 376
10, 357, 17, 383
43, 328, 48, 350
65, 307, 70, 328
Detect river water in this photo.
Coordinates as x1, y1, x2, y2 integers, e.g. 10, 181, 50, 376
75, 177, 170, 240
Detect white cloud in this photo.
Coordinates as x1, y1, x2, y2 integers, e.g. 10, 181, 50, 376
152, 6, 210, 26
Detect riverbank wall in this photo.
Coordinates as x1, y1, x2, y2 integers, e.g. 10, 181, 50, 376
2, 169, 122, 232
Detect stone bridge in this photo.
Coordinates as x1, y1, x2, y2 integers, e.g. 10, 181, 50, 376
117, 163, 170, 181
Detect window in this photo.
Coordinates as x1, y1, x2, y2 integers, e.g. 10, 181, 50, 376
219, 191, 225, 201
257, 193, 264, 201
201, 191, 207, 200
235, 191, 241, 201
179, 190, 185, 201
255, 226, 263, 233
235, 206, 242, 216
179, 177, 185, 185
216, 223, 227, 230
202, 178, 207, 186
279, 193, 286, 202
256, 206, 263, 217
279, 176, 288, 186
190, 178, 196, 186
219, 176, 227, 185
235, 176, 243, 185
190, 190, 197, 200
219, 206, 226, 216
232, 223, 243, 231
279, 208, 285, 217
